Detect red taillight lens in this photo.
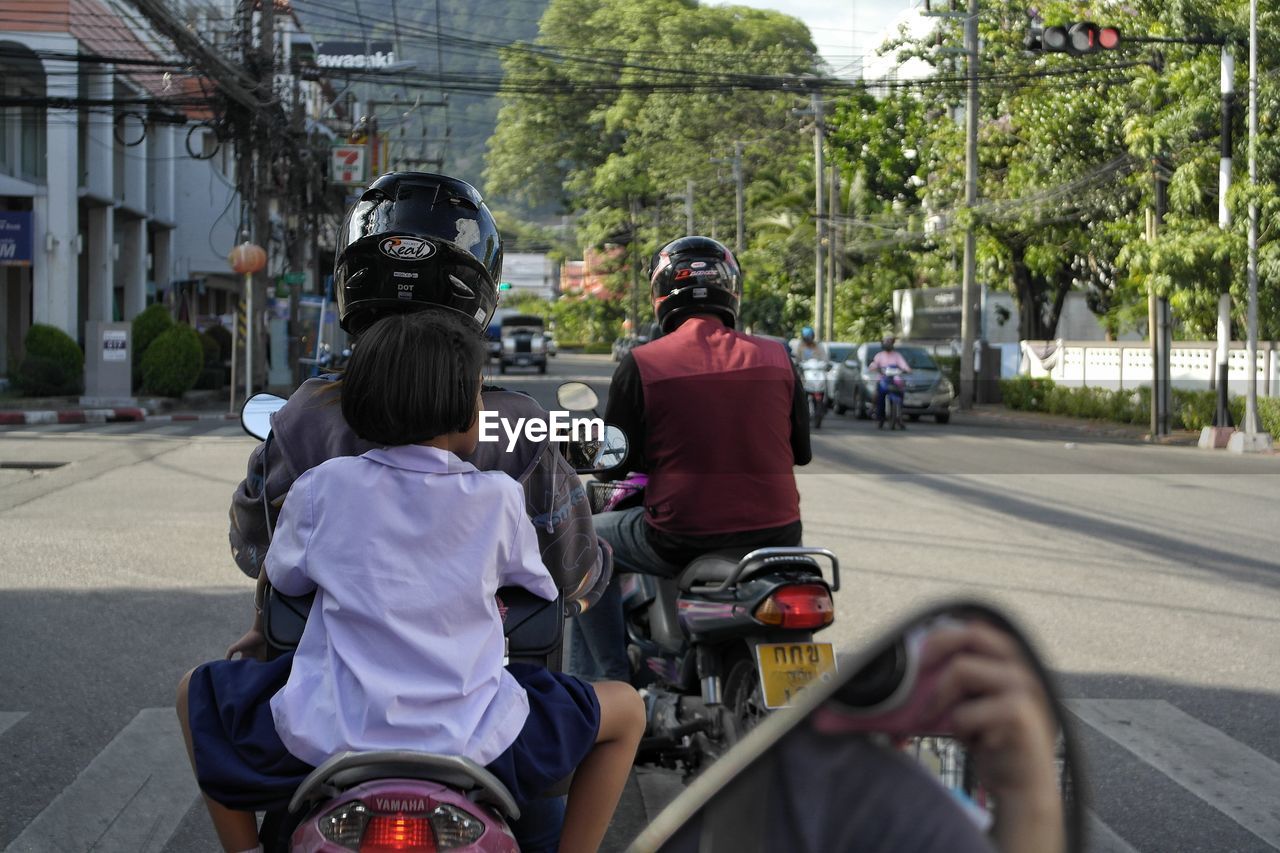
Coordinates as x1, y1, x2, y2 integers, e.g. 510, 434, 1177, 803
754, 584, 834, 629
360, 814, 437, 852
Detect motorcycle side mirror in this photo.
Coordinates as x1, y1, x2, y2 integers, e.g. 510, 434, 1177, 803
241, 393, 287, 440
630, 600, 1084, 853
557, 381, 599, 412
562, 424, 629, 474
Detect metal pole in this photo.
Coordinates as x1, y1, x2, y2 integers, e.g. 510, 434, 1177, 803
827, 158, 838, 341
685, 178, 695, 235
243, 273, 253, 399
733, 140, 745, 256
1215, 45, 1234, 429
958, 0, 979, 410
812, 93, 826, 336
1245, 0, 1260, 433
1231, 0, 1270, 451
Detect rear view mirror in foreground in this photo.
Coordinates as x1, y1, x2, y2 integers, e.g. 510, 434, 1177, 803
630, 600, 1083, 853
241, 393, 287, 441
563, 424, 628, 474
557, 381, 599, 412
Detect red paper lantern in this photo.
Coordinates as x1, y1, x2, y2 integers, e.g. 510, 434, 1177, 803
229, 242, 267, 274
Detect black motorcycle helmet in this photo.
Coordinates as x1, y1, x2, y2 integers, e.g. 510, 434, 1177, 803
648, 236, 742, 334
334, 171, 503, 335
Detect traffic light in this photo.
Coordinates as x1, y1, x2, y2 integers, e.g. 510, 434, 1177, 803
1030, 22, 1121, 55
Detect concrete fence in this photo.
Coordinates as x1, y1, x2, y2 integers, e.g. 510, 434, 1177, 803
1019, 341, 1280, 398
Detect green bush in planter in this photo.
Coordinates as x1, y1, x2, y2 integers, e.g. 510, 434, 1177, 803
140, 325, 203, 397
14, 324, 84, 396
131, 304, 174, 388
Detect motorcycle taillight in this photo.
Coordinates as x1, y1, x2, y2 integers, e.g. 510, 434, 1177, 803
754, 583, 834, 629
360, 813, 437, 852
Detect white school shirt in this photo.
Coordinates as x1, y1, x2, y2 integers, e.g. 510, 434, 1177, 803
266, 444, 558, 769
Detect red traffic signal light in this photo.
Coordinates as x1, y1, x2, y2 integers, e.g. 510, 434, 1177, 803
1038, 21, 1121, 54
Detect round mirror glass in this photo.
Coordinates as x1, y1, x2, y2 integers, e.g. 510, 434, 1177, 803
241, 393, 287, 440
557, 381, 599, 412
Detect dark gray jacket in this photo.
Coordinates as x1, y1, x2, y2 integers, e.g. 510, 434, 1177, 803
229, 377, 604, 610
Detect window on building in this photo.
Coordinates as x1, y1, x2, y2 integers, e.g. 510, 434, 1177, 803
0, 51, 47, 184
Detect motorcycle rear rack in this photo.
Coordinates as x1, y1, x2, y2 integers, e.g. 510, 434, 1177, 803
711, 546, 840, 593
288, 750, 520, 821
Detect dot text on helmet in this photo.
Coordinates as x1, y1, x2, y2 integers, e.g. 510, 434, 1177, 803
477, 411, 605, 453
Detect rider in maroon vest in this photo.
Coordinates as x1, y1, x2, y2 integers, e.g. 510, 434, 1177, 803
569, 236, 811, 681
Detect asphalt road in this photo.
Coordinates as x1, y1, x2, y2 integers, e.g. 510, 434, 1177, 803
1, 352, 1278, 852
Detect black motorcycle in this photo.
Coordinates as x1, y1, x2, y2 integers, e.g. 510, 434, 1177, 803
559, 382, 840, 774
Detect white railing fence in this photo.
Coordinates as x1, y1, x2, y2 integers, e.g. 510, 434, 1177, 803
1019, 341, 1279, 398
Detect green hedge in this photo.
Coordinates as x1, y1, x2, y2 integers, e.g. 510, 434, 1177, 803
131, 304, 174, 389
14, 324, 84, 396
140, 325, 203, 397
1000, 376, 1277, 432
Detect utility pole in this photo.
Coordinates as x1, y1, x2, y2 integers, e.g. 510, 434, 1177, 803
1205, 45, 1235, 443
250, 0, 276, 396
1148, 161, 1171, 437
629, 197, 642, 336
827, 160, 840, 342
710, 143, 745, 253
1229, 0, 1273, 452
685, 178, 695, 234
733, 140, 745, 256
812, 94, 826, 337
959, 0, 979, 409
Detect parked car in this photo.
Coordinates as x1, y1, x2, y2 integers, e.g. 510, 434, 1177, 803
499, 314, 549, 374
822, 342, 855, 403
830, 342, 955, 423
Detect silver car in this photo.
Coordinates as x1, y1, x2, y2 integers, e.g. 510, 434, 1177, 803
830, 343, 955, 424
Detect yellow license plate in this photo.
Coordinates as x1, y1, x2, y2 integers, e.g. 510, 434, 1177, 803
755, 642, 838, 709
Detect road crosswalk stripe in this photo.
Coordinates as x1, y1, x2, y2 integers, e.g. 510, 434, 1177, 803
1087, 809, 1140, 853
2, 709, 199, 853
1068, 699, 1280, 848
0, 712, 27, 738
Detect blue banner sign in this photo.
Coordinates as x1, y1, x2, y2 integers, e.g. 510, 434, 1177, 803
0, 212, 33, 267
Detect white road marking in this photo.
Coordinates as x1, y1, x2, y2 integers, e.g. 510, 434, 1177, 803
0, 712, 27, 737
1087, 809, 1140, 853
3, 708, 200, 853
1069, 699, 1280, 848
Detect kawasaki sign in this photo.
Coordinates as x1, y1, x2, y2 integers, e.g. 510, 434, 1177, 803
315, 41, 397, 69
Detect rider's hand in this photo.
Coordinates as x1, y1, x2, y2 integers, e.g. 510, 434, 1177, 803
225, 609, 268, 661
225, 628, 268, 661
920, 621, 1064, 853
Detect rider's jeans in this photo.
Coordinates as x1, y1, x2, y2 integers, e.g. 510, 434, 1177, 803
569, 507, 682, 682
875, 376, 900, 421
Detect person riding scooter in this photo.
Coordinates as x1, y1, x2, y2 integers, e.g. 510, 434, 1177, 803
222, 171, 606, 852
793, 326, 828, 363
872, 335, 913, 429
569, 235, 812, 682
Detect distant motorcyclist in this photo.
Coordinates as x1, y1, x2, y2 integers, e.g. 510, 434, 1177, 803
223, 171, 603, 852
793, 326, 829, 362
872, 334, 913, 428
569, 236, 812, 682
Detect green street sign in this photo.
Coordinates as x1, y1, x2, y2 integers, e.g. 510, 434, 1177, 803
282, 272, 306, 285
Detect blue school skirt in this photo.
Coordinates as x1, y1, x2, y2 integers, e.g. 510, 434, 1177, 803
187, 652, 601, 812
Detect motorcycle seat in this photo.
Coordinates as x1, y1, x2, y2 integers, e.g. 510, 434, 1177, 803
679, 549, 822, 592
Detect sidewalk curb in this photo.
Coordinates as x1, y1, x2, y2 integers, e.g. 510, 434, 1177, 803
0, 408, 238, 426
962, 406, 1199, 443
0, 407, 147, 426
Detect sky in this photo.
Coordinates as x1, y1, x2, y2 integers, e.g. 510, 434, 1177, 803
707, 0, 921, 77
